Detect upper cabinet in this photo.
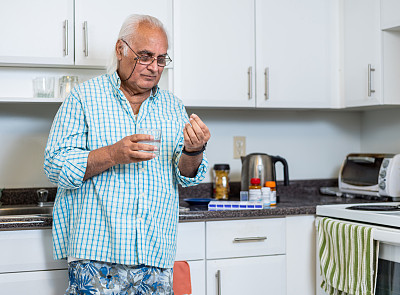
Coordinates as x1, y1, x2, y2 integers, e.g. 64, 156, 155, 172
342, 0, 400, 107
173, 0, 255, 108
0, 0, 74, 65
342, 0, 382, 107
0, 0, 172, 68
381, 0, 400, 30
173, 0, 336, 108
255, 0, 335, 109
74, 0, 172, 67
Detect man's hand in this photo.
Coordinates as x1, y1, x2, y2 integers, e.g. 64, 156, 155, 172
183, 114, 211, 152
108, 134, 158, 165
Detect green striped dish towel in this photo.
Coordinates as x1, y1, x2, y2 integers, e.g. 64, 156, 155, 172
317, 217, 379, 295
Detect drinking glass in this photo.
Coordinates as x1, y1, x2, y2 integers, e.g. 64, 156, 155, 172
137, 128, 161, 156
33, 77, 55, 98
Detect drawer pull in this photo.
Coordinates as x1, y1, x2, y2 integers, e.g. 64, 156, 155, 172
216, 269, 221, 295
233, 236, 267, 243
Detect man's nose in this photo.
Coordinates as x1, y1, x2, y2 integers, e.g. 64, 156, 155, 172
147, 59, 159, 72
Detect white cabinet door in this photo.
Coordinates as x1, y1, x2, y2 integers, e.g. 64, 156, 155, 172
174, 0, 256, 107
0, 0, 74, 65
0, 229, 67, 273
75, 0, 173, 67
343, 0, 382, 107
286, 215, 316, 295
255, 0, 334, 108
0, 269, 68, 295
187, 260, 206, 295
207, 255, 286, 295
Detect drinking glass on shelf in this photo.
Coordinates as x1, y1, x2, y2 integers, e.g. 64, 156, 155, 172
33, 77, 55, 98
59, 76, 79, 98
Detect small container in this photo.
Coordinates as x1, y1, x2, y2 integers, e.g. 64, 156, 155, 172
213, 164, 230, 200
261, 187, 271, 208
59, 76, 79, 98
249, 178, 262, 201
265, 181, 277, 206
33, 77, 55, 98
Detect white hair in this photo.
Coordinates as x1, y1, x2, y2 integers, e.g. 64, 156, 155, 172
107, 14, 169, 74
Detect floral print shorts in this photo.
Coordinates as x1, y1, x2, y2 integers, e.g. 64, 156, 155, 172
66, 260, 173, 295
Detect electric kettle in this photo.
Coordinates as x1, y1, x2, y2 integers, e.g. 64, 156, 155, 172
241, 153, 289, 190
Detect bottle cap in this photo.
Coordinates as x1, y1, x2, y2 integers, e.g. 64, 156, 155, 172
265, 181, 276, 188
213, 164, 230, 170
250, 178, 261, 185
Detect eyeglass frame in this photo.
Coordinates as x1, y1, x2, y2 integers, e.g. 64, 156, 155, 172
121, 39, 172, 67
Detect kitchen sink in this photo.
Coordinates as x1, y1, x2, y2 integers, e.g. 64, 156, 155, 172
0, 205, 53, 217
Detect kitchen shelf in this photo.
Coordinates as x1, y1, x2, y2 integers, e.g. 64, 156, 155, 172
0, 97, 64, 103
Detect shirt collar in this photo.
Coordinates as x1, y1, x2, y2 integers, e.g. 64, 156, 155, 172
108, 71, 160, 100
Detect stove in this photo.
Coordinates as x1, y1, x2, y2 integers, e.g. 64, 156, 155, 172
316, 202, 400, 228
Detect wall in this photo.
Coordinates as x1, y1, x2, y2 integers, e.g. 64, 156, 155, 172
360, 107, 400, 153
0, 102, 362, 188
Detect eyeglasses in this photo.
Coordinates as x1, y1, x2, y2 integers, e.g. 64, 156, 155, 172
121, 39, 172, 67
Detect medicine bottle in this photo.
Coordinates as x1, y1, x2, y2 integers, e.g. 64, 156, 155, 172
213, 164, 230, 200
265, 181, 277, 206
249, 178, 262, 201
261, 187, 271, 208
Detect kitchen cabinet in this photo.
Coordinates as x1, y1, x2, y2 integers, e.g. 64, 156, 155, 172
286, 215, 316, 295
0, 270, 68, 294
205, 218, 286, 294
342, 0, 382, 107
381, 0, 400, 30
74, 0, 173, 68
173, 0, 255, 108
207, 255, 286, 295
0, 0, 172, 68
0, 229, 68, 294
173, 0, 335, 108
0, 0, 74, 65
255, 0, 335, 109
176, 221, 206, 295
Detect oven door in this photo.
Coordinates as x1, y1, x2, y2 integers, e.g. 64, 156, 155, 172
376, 242, 400, 294
316, 220, 400, 295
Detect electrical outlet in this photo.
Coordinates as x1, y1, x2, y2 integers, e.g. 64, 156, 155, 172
233, 136, 246, 159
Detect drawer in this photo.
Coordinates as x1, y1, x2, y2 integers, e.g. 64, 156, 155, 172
176, 222, 205, 261
0, 229, 68, 273
206, 218, 286, 259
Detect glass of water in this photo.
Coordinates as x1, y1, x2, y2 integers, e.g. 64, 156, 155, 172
138, 128, 161, 156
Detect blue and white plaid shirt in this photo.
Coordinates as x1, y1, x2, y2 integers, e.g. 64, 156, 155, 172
44, 71, 207, 268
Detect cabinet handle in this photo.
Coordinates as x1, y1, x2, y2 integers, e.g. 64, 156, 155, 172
264, 67, 269, 100
233, 236, 267, 243
368, 64, 375, 97
215, 270, 221, 295
83, 21, 89, 57
63, 20, 69, 56
247, 66, 252, 99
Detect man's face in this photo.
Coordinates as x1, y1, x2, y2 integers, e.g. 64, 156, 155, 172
117, 24, 168, 93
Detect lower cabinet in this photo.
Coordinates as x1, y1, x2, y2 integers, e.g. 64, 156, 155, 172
0, 269, 68, 294
207, 255, 286, 295
0, 229, 69, 294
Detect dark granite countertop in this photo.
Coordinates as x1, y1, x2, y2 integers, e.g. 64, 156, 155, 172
0, 179, 388, 229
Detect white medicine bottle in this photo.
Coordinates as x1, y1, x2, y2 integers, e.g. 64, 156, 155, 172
261, 187, 271, 208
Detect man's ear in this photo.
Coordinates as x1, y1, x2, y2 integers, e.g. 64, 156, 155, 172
116, 40, 124, 60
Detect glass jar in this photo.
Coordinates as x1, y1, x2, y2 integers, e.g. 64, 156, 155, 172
59, 76, 79, 98
213, 164, 230, 200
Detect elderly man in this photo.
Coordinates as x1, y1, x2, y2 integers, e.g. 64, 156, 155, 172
44, 14, 210, 294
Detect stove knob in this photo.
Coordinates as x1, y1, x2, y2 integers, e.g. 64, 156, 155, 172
379, 181, 386, 190
382, 159, 390, 168
379, 170, 387, 178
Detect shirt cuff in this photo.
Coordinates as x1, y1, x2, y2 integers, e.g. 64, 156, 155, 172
176, 152, 208, 187
58, 150, 90, 189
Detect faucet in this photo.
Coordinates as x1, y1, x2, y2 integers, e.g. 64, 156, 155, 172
36, 189, 54, 207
